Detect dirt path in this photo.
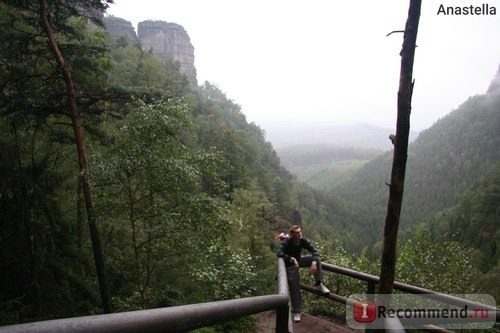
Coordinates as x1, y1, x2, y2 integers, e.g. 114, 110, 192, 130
255, 311, 357, 333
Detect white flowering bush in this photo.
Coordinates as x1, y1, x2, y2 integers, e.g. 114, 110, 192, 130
192, 243, 257, 301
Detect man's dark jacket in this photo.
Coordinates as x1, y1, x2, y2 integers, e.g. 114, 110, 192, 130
277, 237, 320, 267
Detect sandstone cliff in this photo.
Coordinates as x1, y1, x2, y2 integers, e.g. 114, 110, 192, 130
104, 16, 138, 43
138, 20, 197, 85
103, 17, 197, 86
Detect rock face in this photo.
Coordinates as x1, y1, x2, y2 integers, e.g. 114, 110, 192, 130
138, 21, 197, 85
104, 16, 138, 43
138, 20, 197, 85
103, 17, 197, 86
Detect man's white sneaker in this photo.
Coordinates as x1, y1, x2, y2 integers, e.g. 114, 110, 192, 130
293, 313, 301, 322
316, 283, 330, 294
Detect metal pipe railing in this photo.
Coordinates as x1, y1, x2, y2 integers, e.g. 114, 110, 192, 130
0, 259, 290, 333
304, 262, 499, 332
321, 263, 499, 318
0, 295, 289, 333
275, 258, 291, 333
1, 260, 496, 333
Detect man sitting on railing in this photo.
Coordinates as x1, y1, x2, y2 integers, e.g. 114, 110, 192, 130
277, 225, 330, 322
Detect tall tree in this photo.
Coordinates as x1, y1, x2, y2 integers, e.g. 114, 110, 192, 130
36, 0, 111, 313
378, 0, 422, 296
90, 98, 231, 304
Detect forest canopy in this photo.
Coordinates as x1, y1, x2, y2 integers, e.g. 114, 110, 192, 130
0, 1, 498, 329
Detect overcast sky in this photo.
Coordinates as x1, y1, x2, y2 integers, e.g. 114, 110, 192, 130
106, 0, 500, 132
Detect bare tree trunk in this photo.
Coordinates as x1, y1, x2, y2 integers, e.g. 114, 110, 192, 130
378, 0, 422, 295
38, 0, 112, 313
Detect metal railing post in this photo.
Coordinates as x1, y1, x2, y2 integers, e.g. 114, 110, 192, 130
276, 258, 290, 333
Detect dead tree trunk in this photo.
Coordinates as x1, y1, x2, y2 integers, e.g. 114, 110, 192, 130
378, 0, 422, 295
38, 0, 112, 313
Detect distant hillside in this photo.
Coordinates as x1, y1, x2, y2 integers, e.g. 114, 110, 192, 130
277, 144, 381, 169
261, 122, 418, 151
276, 144, 380, 190
293, 159, 371, 190
328, 67, 500, 250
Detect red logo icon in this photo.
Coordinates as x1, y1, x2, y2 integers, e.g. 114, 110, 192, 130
353, 300, 376, 322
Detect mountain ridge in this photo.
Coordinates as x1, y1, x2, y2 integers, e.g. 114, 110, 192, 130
323, 66, 500, 251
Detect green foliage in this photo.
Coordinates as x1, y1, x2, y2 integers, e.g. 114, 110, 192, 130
278, 144, 381, 171
0, 2, 113, 121
298, 233, 481, 319
192, 316, 257, 333
434, 163, 500, 272
294, 159, 370, 190
0, 10, 106, 315
107, 41, 190, 97
194, 82, 294, 218
91, 98, 232, 308
1, 1, 205, 323
402, 93, 500, 225
1, 0, 498, 327
396, 229, 478, 294
318, 88, 500, 257
64, 17, 113, 91
476, 265, 500, 302
429, 163, 500, 300
300, 240, 379, 319
0, 112, 100, 323
229, 185, 277, 294
191, 244, 257, 300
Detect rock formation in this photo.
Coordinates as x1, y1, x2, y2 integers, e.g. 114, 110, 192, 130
104, 16, 138, 43
103, 17, 197, 86
138, 20, 197, 85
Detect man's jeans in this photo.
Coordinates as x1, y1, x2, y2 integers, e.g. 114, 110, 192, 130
286, 255, 324, 313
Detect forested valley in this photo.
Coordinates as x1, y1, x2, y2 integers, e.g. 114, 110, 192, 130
278, 67, 500, 304
0, 1, 498, 330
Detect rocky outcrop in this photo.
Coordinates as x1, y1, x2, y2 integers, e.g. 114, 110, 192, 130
138, 20, 197, 85
104, 16, 138, 43
103, 18, 197, 85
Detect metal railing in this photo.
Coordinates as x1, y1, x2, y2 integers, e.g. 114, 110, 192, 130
1, 260, 498, 332
0, 260, 291, 333
322, 263, 498, 315
302, 263, 499, 331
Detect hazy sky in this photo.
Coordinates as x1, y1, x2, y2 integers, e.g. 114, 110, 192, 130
106, 0, 500, 131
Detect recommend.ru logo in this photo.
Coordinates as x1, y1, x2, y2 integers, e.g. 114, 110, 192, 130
346, 294, 497, 330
